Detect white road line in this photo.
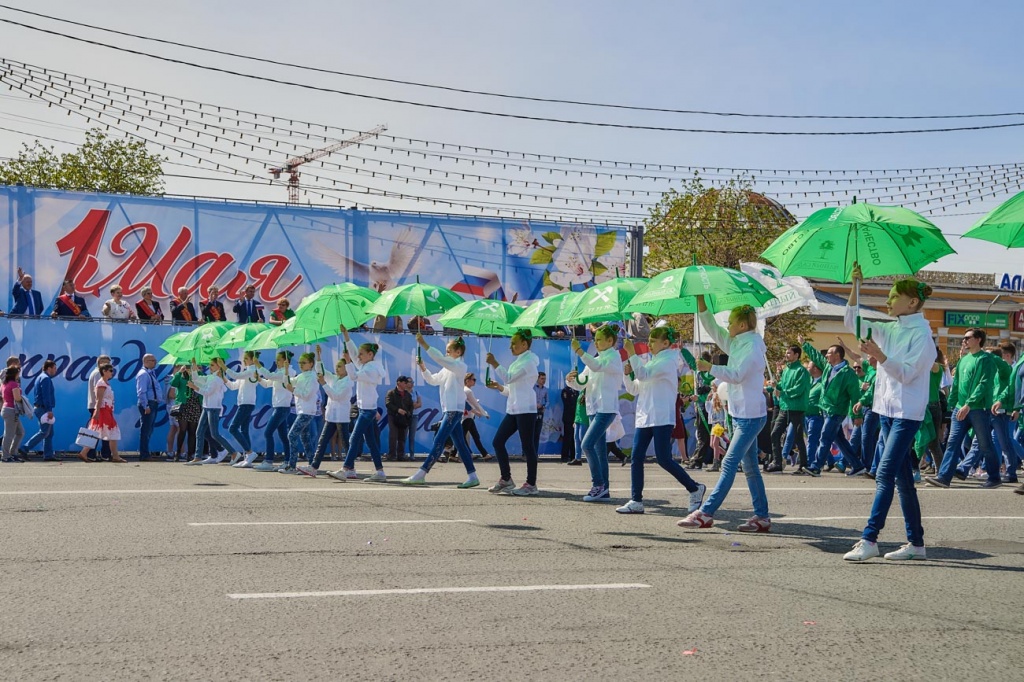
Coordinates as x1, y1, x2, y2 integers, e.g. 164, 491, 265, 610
228, 583, 651, 600
0, 487, 456, 496
189, 519, 475, 527
780, 516, 1024, 521
0, 475, 132, 479
545, 486, 974, 493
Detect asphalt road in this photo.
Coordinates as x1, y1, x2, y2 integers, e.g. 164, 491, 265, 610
1, 456, 1021, 681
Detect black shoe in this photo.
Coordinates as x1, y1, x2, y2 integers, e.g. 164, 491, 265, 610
765, 463, 784, 473
806, 468, 821, 478
567, 459, 582, 466
791, 467, 809, 476
981, 479, 1002, 489
825, 463, 835, 473
1002, 476, 1019, 484
953, 470, 967, 481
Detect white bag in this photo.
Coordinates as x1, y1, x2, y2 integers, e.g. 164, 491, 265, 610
605, 414, 625, 443
75, 427, 99, 449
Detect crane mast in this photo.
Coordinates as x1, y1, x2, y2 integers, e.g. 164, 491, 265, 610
269, 124, 387, 203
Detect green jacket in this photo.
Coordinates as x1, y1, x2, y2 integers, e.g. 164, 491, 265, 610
927, 363, 943, 404
574, 391, 589, 427
803, 343, 861, 417
774, 360, 811, 412
857, 364, 876, 411
169, 371, 192, 404
805, 377, 823, 417
949, 351, 995, 411
990, 352, 1013, 408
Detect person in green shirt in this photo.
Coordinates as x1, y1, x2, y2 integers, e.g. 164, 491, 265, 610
920, 347, 947, 474
989, 342, 1024, 484
268, 298, 296, 325
925, 328, 1002, 488
768, 344, 811, 472
800, 337, 864, 477
851, 356, 883, 477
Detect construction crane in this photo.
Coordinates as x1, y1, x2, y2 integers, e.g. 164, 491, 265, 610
269, 124, 387, 203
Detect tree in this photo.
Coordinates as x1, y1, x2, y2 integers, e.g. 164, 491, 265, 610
643, 173, 815, 363
0, 129, 164, 195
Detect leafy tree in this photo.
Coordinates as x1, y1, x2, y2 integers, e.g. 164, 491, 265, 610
643, 173, 815, 363
0, 129, 164, 195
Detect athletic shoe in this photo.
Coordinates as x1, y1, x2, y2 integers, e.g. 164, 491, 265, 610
567, 459, 583, 466
737, 516, 772, 533
458, 478, 481, 489
510, 483, 538, 496
213, 450, 230, 464
843, 539, 879, 562
296, 465, 319, 478
765, 463, 784, 473
981, 479, 1002, 489
846, 467, 866, 477
199, 456, 216, 464
276, 466, 297, 474
1003, 476, 1019, 484
488, 479, 516, 494
400, 476, 426, 486
235, 452, 259, 469
806, 468, 821, 478
327, 469, 359, 481
835, 462, 846, 474
791, 467, 810, 476
677, 510, 713, 528
230, 452, 245, 466
865, 471, 876, 480
185, 458, 204, 466
615, 500, 644, 514
883, 543, 926, 561
687, 483, 707, 513
253, 461, 277, 472
924, 476, 949, 488
953, 470, 967, 481
825, 463, 834, 473
582, 486, 610, 502
364, 471, 388, 483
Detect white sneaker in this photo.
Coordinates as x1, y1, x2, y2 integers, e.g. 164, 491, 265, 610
229, 452, 245, 466
327, 469, 359, 481
615, 500, 644, 514
843, 540, 879, 562
363, 471, 388, 483
296, 464, 319, 478
884, 543, 926, 561
487, 479, 516, 494
200, 456, 217, 464
234, 452, 258, 468
687, 483, 707, 513
213, 450, 230, 464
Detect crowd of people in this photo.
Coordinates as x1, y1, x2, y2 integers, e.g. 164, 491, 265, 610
3, 265, 1024, 562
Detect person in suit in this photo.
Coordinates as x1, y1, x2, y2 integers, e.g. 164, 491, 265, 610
232, 285, 266, 323
135, 286, 164, 323
51, 279, 91, 318
11, 267, 44, 317
202, 285, 227, 322
170, 287, 197, 323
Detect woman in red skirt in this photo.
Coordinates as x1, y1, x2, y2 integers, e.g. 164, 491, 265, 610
79, 363, 126, 463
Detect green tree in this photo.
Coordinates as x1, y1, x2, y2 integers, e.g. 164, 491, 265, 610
0, 129, 164, 195
643, 173, 815, 363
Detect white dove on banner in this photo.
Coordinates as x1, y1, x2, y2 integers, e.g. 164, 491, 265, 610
309, 227, 417, 290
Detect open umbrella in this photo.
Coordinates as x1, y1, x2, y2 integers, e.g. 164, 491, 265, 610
215, 322, 273, 350
512, 290, 583, 329
962, 191, 1024, 248
293, 283, 379, 337
437, 299, 544, 382
245, 317, 335, 351
159, 331, 190, 355
175, 321, 238, 356
367, 279, 465, 360
554, 277, 648, 326
158, 347, 228, 366
625, 264, 776, 316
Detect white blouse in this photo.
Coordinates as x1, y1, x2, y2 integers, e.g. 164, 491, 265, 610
577, 348, 623, 415
322, 374, 354, 423
495, 350, 539, 415
290, 370, 320, 416
225, 366, 259, 406
192, 374, 228, 410
345, 339, 385, 410
625, 349, 680, 428
258, 366, 296, 408
104, 298, 133, 320
419, 347, 468, 413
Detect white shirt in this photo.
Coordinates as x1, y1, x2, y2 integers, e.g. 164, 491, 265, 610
321, 374, 354, 423
290, 370, 320, 416
577, 348, 623, 415
345, 339, 384, 410
464, 386, 486, 419
258, 366, 296, 408
104, 298, 133, 320
698, 310, 767, 419
87, 367, 102, 409
845, 305, 934, 421
225, 366, 259, 405
495, 350, 539, 415
625, 349, 680, 428
192, 374, 227, 410
420, 347, 467, 413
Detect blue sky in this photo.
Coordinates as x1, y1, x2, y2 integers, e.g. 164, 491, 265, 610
1, 0, 1022, 277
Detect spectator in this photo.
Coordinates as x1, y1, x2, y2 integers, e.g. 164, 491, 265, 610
561, 383, 579, 462
79, 363, 127, 463
202, 285, 227, 322
232, 285, 266, 323
1, 365, 25, 462
534, 371, 549, 455
52, 280, 91, 319
102, 285, 136, 321
135, 353, 162, 461
385, 376, 414, 461
269, 298, 295, 326
84, 355, 114, 462
135, 286, 164, 323
170, 287, 197, 323
10, 267, 44, 317
24, 359, 58, 461
408, 380, 421, 459
407, 316, 434, 334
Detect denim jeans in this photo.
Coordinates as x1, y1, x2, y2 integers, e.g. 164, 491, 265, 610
422, 411, 475, 475
804, 415, 823, 468
863, 416, 924, 546
811, 414, 862, 471
993, 413, 1024, 476
580, 413, 616, 489
770, 409, 805, 467
196, 407, 233, 456
493, 413, 538, 485
938, 409, 1000, 483
701, 415, 769, 518
24, 406, 55, 459
343, 409, 384, 470
138, 400, 159, 458
857, 410, 881, 474
287, 414, 316, 468
630, 424, 698, 502
229, 403, 255, 452
311, 420, 347, 469
573, 423, 585, 462
263, 406, 291, 464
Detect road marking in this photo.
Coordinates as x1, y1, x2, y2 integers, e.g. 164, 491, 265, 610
0, 475, 132, 479
228, 583, 651, 600
190, 519, 475, 527
780, 516, 1024, 521
0, 487, 457, 496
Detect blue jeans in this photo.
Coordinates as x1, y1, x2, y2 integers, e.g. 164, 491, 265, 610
196, 407, 233, 455
287, 414, 315, 468
311, 421, 347, 469
581, 413, 615, 489
344, 409, 383, 470
138, 400, 159, 458
993, 413, 1024, 476
804, 415, 823, 468
863, 416, 924, 546
229, 403, 255, 452
938, 409, 1000, 483
630, 424, 698, 502
573, 423, 585, 462
263, 406, 291, 464
701, 415, 769, 518
856, 409, 881, 473
24, 406, 55, 459
811, 415, 862, 471
422, 411, 475, 475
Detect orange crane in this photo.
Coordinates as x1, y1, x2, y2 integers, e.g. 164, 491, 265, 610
269, 124, 387, 203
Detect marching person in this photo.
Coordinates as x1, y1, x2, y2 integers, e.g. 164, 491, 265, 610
462, 373, 491, 460
402, 334, 479, 488
135, 353, 162, 461
202, 285, 227, 322
135, 286, 164, 323
10, 267, 44, 317
534, 371, 549, 456
298, 347, 353, 477
226, 351, 261, 468
1, 365, 26, 462
52, 280, 91, 318
485, 330, 541, 495
281, 351, 320, 474
327, 328, 387, 482
171, 287, 197, 323
253, 351, 295, 471
843, 268, 936, 562
101, 285, 136, 321
169, 364, 201, 462
233, 285, 266, 323
679, 302, 772, 532
616, 328, 707, 515
78, 363, 127, 463
801, 338, 865, 477
186, 358, 235, 465
24, 359, 59, 461
768, 345, 811, 473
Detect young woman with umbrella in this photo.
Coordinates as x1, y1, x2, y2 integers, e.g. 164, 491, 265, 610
327, 328, 387, 482
485, 329, 541, 495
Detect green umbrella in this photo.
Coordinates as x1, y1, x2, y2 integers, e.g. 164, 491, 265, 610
511, 290, 583, 329
625, 265, 776, 315
438, 299, 544, 382
293, 283, 379, 336
366, 280, 466, 319
246, 317, 334, 351
158, 347, 228, 366
159, 331, 190, 355
554, 277, 648, 326
175, 321, 238, 355
215, 322, 274, 350
962, 191, 1024, 248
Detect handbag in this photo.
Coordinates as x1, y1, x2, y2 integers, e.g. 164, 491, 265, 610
169, 403, 182, 418
75, 427, 100, 448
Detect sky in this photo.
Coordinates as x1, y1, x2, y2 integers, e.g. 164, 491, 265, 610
0, 0, 1022, 279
